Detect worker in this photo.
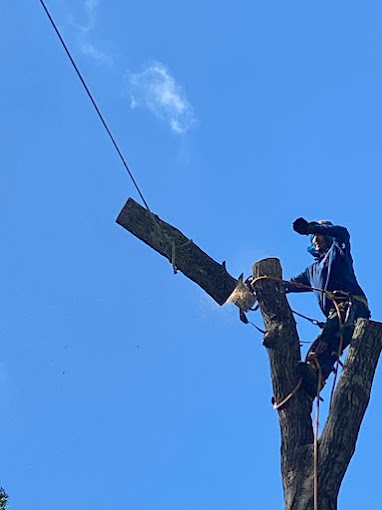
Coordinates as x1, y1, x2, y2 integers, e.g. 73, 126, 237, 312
287, 218, 370, 397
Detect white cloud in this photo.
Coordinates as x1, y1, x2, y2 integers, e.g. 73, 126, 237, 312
81, 42, 112, 65
128, 63, 196, 134
70, 1, 112, 65
74, 0, 100, 32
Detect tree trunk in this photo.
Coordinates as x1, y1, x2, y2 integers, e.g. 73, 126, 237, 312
252, 258, 382, 510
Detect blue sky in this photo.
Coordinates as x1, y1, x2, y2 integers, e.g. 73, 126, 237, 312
2, 1, 382, 508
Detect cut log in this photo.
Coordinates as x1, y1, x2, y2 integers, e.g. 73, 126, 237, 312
116, 198, 237, 305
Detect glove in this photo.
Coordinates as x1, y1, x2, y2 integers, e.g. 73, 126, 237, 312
292, 217, 310, 235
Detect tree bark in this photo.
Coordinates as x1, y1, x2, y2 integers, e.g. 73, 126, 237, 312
252, 258, 382, 510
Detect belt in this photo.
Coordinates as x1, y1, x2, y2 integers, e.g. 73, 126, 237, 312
328, 292, 369, 310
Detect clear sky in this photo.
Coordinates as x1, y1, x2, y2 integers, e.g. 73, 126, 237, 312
2, 1, 382, 508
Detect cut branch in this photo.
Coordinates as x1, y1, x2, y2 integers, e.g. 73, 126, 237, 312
252, 258, 312, 441
116, 197, 237, 305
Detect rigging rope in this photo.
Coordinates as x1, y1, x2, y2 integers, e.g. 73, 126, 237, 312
38, 0, 151, 212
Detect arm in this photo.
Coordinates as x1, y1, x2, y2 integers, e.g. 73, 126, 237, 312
285, 268, 312, 294
292, 217, 350, 254
307, 222, 350, 243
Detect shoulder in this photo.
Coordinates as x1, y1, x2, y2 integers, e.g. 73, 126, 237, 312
334, 226, 350, 240
331, 228, 351, 256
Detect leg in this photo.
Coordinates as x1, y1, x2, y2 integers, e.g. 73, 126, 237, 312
299, 311, 343, 396
316, 301, 370, 380
299, 301, 370, 397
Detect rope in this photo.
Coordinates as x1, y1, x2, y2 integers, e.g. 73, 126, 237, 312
38, 0, 152, 212
273, 378, 303, 410
171, 239, 193, 274
313, 362, 323, 510
248, 321, 266, 334
292, 309, 325, 328
329, 298, 344, 408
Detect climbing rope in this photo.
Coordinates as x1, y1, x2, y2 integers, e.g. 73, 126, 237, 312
313, 360, 323, 510
273, 378, 303, 410
329, 299, 345, 408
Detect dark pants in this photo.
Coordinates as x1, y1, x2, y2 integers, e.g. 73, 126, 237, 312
308, 300, 370, 380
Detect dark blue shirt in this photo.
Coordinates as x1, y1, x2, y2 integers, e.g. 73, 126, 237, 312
288, 224, 366, 317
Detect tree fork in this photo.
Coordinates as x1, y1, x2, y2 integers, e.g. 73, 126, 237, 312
253, 258, 382, 510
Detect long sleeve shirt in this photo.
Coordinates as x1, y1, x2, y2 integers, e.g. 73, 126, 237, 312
287, 223, 366, 317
